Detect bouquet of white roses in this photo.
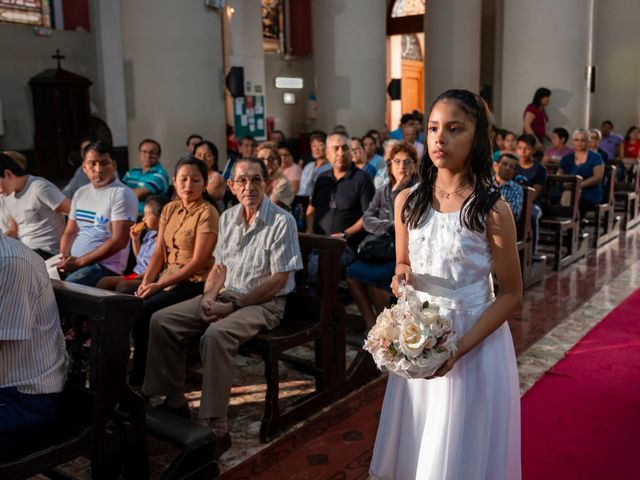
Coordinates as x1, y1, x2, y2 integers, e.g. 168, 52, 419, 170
363, 284, 457, 379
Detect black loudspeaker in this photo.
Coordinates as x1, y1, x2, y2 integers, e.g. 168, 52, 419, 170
387, 78, 401, 100
225, 66, 245, 98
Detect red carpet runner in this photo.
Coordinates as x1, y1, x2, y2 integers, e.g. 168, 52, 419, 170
522, 288, 640, 480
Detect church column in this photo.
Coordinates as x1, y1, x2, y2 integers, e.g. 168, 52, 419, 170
311, 0, 386, 135
499, 0, 594, 134
119, 1, 226, 171
424, 0, 482, 108
94, 0, 128, 147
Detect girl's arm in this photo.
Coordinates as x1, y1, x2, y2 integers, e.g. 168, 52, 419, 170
433, 199, 522, 377
390, 188, 413, 297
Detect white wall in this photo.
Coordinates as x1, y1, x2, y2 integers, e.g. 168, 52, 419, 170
424, 0, 482, 107
591, 0, 640, 131
500, 0, 592, 134
0, 23, 98, 150
264, 54, 315, 138
120, 0, 226, 173
312, 0, 386, 136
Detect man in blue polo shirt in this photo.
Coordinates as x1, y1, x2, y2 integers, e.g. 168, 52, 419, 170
123, 139, 170, 215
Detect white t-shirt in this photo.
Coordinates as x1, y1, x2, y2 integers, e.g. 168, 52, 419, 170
69, 179, 138, 274
3, 175, 66, 254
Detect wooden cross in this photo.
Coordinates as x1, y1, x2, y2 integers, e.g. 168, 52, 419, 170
52, 49, 65, 70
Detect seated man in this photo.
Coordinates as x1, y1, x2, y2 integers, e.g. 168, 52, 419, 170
494, 153, 523, 221
142, 158, 302, 446
307, 132, 375, 267
0, 230, 68, 450
122, 139, 170, 216
0, 152, 70, 259
58, 142, 138, 286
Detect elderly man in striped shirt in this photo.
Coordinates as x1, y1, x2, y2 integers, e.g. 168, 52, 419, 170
142, 157, 303, 452
0, 231, 68, 449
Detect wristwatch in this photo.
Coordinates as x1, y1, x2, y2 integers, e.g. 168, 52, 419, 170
231, 299, 242, 312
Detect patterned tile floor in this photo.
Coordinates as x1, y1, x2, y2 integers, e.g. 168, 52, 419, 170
33, 227, 640, 479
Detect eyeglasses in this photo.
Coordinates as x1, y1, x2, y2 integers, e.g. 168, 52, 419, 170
140, 149, 159, 156
389, 159, 416, 166
260, 156, 279, 164
234, 175, 264, 187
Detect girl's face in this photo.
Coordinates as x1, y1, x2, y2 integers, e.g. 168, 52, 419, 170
427, 99, 475, 173
495, 132, 505, 151
195, 145, 215, 170
174, 164, 205, 204
630, 128, 639, 141
503, 133, 517, 152
142, 205, 160, 230
551, 132, 564, 149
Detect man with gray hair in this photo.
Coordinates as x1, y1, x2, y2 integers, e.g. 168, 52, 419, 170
142, 158, 302, 452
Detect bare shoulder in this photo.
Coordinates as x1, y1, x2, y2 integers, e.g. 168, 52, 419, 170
487, 198, 514, 226
394, 186, 412, 210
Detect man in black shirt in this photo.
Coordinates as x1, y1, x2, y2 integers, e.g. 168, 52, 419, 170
307, 132, 375, 266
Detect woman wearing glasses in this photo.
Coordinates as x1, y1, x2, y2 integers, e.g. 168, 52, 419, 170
255, 142, 295, 210
346, 142, 418, 331
127, 155, 219, 386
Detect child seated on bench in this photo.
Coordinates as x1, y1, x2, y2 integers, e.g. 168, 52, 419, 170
96, 195, 167, 292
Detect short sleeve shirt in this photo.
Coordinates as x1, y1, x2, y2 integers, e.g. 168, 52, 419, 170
69, 179, 139, 274
122, 163, 170, 215
515, 162, 547, 191
3, 176, 66, 254
523, 104, 548, 141
160, 199, 219, 283
298, 161, 332, 197
311, 165, 375, 247
560, 151, 604, 204
599, 133, 623, 160
0, 234, 68, 394
133, 229, 157, 275
213, 197, 303, 296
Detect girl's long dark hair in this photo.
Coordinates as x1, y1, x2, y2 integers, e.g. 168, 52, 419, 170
402, 89, 500, 233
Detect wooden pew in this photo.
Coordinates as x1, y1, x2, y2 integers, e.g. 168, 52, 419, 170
0, 281, 147, 480
516, 186, 545, 288
583, 164, 621, 247
238, 233, 348, 443
614, 161, 640, 230
538, 174, 588, 271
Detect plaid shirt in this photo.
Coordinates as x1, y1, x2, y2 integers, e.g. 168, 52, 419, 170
499, 179, 523, 221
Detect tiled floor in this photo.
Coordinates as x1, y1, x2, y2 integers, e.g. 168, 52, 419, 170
33, 227, 640, 479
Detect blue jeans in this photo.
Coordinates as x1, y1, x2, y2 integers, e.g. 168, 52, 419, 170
64, 263, 119, 287
0, 387, 61, 450
531, 203, 542, 255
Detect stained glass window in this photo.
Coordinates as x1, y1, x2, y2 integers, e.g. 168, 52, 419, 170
402, 34, 422, 61
0, 0, 50, 27
391, 0, 425, 18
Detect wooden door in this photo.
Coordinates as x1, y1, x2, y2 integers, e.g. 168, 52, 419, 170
401, 60, 423, 114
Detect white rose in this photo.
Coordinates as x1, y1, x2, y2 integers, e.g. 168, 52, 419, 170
398, 316, 431, 358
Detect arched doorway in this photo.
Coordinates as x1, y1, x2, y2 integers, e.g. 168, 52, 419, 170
386, 0, 425, 131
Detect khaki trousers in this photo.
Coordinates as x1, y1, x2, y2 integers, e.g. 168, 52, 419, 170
142, 290, 285, 419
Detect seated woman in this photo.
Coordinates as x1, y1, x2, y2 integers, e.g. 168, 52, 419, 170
128, 156, 219, 386
255, 142, 294, 210
193, 140, 225, 204
559, 128, 605, 219
543, 127, 573, 165
351, 137, 377, 177
346, 142, 417, 331
96, 195, 167, 292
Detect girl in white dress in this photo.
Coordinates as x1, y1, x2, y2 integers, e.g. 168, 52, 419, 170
369, 90, 522, 480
